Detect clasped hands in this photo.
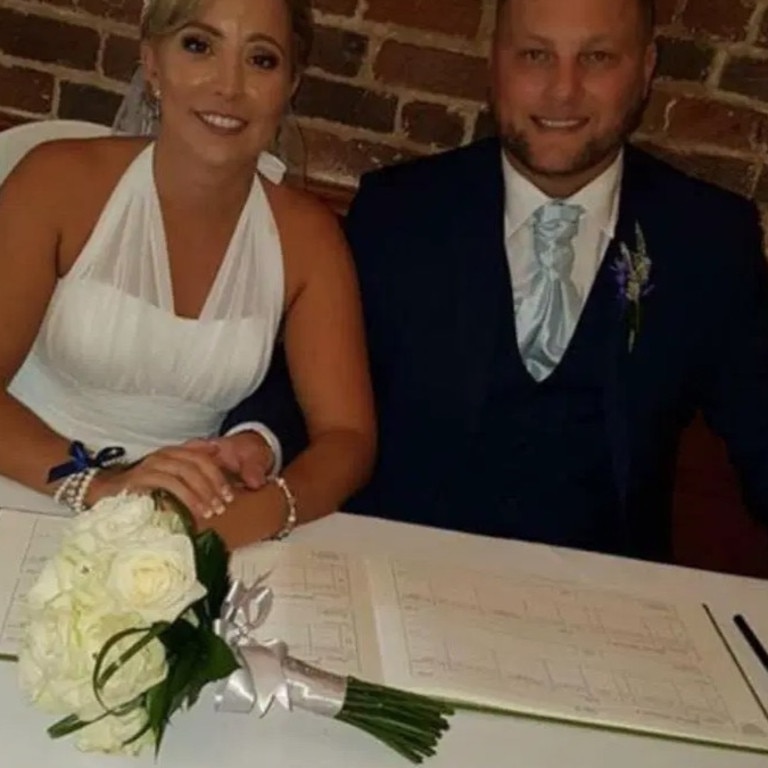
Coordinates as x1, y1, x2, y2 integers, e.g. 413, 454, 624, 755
86, 432, 274, 521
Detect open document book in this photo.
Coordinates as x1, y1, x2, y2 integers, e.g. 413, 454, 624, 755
2, 507, 768, 753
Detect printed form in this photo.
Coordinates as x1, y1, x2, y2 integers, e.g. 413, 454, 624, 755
233, 545, 768, 753
2, 509, 767, 753
367, 558, 768, 751
231, 545, 383, 682
0, 509, 69, 657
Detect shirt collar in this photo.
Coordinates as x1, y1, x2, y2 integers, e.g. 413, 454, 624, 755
503, 149, 624, 238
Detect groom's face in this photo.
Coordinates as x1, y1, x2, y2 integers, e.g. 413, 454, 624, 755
491, 0, 656, 195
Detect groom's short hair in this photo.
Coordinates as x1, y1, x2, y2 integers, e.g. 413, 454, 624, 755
495, 0, 656, 43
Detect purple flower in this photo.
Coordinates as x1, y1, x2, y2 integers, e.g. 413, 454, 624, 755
614, 223, 652, 351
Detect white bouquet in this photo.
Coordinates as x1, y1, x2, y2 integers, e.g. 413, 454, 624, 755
17, 492, 455, 762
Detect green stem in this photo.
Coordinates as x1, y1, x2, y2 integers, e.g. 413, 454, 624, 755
343, 703, 450, 733
335, 678, 454, 764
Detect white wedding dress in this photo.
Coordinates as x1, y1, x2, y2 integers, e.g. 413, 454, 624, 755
3, 144, 285, 512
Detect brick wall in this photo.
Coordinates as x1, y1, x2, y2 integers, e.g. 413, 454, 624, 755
2, 0, 768, 201
2, 0, 767, 575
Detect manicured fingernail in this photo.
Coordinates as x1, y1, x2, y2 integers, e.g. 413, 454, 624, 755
212, 500, 226, 516
202, 508, 213, 520
222, 487, 234, 503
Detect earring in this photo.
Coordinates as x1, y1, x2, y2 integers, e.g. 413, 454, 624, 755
138, 82, 161, 134
150, 86, 161, 124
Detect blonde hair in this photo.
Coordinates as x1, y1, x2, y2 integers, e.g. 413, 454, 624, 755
140, 0, 313, 73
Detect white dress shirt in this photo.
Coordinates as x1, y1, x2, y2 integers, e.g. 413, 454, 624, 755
502, 151, 624, 352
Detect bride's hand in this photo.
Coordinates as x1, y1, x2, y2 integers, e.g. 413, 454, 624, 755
86, 443, 234, 519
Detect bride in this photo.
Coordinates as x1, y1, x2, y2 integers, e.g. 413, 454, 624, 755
0, 0, 376, 548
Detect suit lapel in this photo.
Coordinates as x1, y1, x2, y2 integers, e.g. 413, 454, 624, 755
448, 139, 509, 417
603, 147, 647, 512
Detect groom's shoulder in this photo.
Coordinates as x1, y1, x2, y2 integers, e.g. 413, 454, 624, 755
627, 143, 755, 221
357, 138, 500, 201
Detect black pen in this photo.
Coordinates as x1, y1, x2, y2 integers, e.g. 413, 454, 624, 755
734, 614, 768, 672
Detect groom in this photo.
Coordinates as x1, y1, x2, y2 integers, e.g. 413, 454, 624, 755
225, 0, 768, 561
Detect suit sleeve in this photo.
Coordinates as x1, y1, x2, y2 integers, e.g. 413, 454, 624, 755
699, 201, 768, 525
343, 175, 391, 404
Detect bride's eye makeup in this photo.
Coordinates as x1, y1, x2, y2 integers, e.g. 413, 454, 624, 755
248, 49, 281, 70
180, 33, 211, 55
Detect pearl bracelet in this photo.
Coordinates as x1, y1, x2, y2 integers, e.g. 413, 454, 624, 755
53, 468, 98, 514
49, 441, 127, 514
269, 475, 298, 540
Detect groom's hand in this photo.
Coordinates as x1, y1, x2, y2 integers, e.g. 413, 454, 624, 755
185, 433, 274, 490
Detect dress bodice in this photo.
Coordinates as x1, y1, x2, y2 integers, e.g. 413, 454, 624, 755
9, 144, 285, 461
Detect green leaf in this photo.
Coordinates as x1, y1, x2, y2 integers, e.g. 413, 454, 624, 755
47, 701, 143, 741
147, 619, 205, 742
201, 631, 239, 682
159, 647, 203, 754
47, 712, 104, 740
121, 717, 152, 748
182, 630, 239, 710
193, 529, 231, 622
92, 623, 170, 714
145, 631, 210, 755
145, 681, 169, 747
158, 618, 199, 653
146, 620, 236, 737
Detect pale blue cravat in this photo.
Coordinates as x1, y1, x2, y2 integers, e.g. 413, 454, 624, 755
518, 201, 585, 382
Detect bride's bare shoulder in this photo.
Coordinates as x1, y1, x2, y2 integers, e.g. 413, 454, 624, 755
265, 177, 344, 235
9, 135, 149, 188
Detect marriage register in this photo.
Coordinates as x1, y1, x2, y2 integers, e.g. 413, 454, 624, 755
2, 507, 767, 754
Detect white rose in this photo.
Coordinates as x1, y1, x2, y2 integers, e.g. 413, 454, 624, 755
106, 534, 206, 623
24, 557, 67, 612
22, 541, 114, 622
19, 605, 167, 719
56, 538, 114, 609
75, 707, 155, 756
78, 610, 167, 714
18, 600, 98, 715
72, 493, 158, 544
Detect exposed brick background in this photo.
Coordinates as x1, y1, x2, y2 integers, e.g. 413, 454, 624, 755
0, 0, 767, 203
2, 0, 768, 575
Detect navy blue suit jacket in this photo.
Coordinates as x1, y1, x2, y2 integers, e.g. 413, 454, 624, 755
224, 138, 768, 561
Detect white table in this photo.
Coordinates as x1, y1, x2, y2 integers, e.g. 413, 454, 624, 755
2, 500, 768, 768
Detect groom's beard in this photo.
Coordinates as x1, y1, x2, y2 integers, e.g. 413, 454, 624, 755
497, 93, 647, 180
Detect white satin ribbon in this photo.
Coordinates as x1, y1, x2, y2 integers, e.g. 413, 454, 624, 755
214, 578, 347, 718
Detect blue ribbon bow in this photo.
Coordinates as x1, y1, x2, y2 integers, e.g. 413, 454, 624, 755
47, 441, 126, 483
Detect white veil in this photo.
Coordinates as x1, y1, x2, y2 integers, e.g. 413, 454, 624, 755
112, 67, 159, 137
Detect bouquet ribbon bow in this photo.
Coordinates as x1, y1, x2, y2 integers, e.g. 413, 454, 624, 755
214, 579, 347, 718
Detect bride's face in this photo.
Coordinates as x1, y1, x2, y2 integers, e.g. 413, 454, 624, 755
142, 0, 295, 167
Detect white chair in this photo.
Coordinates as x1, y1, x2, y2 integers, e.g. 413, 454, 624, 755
0, 119, 110, 187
